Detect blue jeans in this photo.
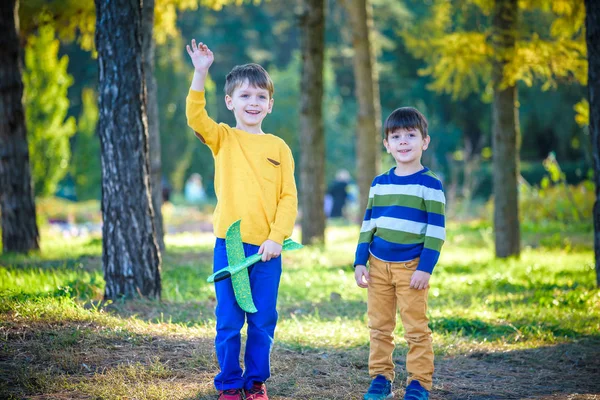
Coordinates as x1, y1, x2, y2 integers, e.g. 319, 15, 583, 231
213, 238, 282, 391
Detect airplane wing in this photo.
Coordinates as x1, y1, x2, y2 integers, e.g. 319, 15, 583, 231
231, 269, 257, 313
225, 220, 258, 313
207, 219, 303, 313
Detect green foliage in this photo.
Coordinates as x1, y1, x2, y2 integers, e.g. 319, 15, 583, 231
23, 25, 76, 198
505, 35, 587, 89
519, 180, 593, 227
70, 89, 101, 200
17, 0, 592, 206
265, 52, 357, 185
574, 99, 589, 127
155, 0, 260, 45
402, 0, 587, 100
18, 0, 245, 53
19, 1, 96, 51
412, 31, 493, 100
484, 153, 593, 228
520, 153, 593, 226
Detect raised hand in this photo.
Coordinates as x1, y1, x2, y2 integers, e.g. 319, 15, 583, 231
186, 39, 214, 72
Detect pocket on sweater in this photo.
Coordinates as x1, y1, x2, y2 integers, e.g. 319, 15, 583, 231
263, 158, 280, 183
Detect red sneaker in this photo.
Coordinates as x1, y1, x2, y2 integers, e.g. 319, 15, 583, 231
244, 381, 268, 400
218, 389, 243, 400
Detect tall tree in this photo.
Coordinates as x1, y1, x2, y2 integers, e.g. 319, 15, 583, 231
585, 0, 600, 287
95, 0, 161, 299
491, 0, 520, 257
298, 0, 326, 244
341, 0, 382, 215
0, 0, 40, 254
142, 0, 165, 252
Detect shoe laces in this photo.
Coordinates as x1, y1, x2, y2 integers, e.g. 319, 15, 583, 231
404, 382, 427, 400
248, 384, 265, 395
219, 389, 241, 398
368, 377, 390, 394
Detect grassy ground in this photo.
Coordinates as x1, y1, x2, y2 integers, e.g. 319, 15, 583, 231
1, 211, 599, 399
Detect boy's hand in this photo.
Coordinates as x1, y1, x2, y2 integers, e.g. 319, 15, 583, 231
354, 265, 370, 288
259, 240, 282, 262
410, 270, 431, 290
185, 39, 214, 72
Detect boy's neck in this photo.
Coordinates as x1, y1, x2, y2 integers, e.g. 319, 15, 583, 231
394, 162, 425, 176
235, 122, 264, 134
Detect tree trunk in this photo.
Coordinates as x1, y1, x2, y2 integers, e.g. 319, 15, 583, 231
342, 0, 382, 216
0, 0, 40, 254
585, 0, 600, 287
95, 0, 161, 300
298, 0, 326, 245
491, 0, 521, 258
142, 0, 165, 252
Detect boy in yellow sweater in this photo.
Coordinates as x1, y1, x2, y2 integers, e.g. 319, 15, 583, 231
185, 40, 298, 400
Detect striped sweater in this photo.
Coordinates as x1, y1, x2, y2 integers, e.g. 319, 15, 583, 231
354, 167, 446, 274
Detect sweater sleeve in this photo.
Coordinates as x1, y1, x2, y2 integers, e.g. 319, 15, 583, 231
268, 144, 298, 244
417, 179, 446, 274
185, 89, 228, 155
354, 182, 376, 266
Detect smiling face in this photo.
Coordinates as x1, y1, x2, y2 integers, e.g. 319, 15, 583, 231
225, 79, 274, 134
384, 127, 430, 173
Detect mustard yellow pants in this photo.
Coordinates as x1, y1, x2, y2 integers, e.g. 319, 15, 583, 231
367, 255, 434, 391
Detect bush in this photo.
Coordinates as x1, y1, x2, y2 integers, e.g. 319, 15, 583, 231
519, 180, 593, 227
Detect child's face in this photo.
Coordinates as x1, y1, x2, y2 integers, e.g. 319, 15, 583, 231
383, 127, 430, 168
225, 79, 274, 133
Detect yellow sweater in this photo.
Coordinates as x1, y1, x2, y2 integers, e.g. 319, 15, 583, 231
186, 89, 298, 245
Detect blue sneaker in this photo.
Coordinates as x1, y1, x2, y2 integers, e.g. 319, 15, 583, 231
364, 375, 393, 400
403, 380, 429, 400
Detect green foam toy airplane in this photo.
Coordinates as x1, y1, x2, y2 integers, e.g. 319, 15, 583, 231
207, 220, 303, 313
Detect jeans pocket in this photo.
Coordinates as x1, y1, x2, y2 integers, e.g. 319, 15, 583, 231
402, 258, 420, 270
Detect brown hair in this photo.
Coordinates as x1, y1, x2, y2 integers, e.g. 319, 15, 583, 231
384, 107, 428, 139
224, 63, 274, 98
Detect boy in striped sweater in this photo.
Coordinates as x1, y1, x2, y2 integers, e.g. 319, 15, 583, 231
354, 107, 445, 400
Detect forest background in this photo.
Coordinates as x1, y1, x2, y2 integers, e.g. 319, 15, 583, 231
1, 0, 598, 399
20, 0, 592, 215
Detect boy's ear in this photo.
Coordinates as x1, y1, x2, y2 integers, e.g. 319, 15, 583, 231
267, 97, 274, 114
225, 95, 234, 110
423, 135, 431, 150
383, 138, 390, 153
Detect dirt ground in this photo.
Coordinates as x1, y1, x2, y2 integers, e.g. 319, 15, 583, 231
1, 316, 599, 400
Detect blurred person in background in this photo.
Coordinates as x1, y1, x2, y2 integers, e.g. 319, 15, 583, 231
326, 169, 351, 219
184, 173, 206, 204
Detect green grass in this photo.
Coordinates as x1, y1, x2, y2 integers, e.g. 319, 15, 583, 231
1, 220, 598, 399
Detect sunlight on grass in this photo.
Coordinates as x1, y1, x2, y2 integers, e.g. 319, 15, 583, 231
1, 221, 598, 399
0, 266, 104, 299
165, 231, 215, 251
